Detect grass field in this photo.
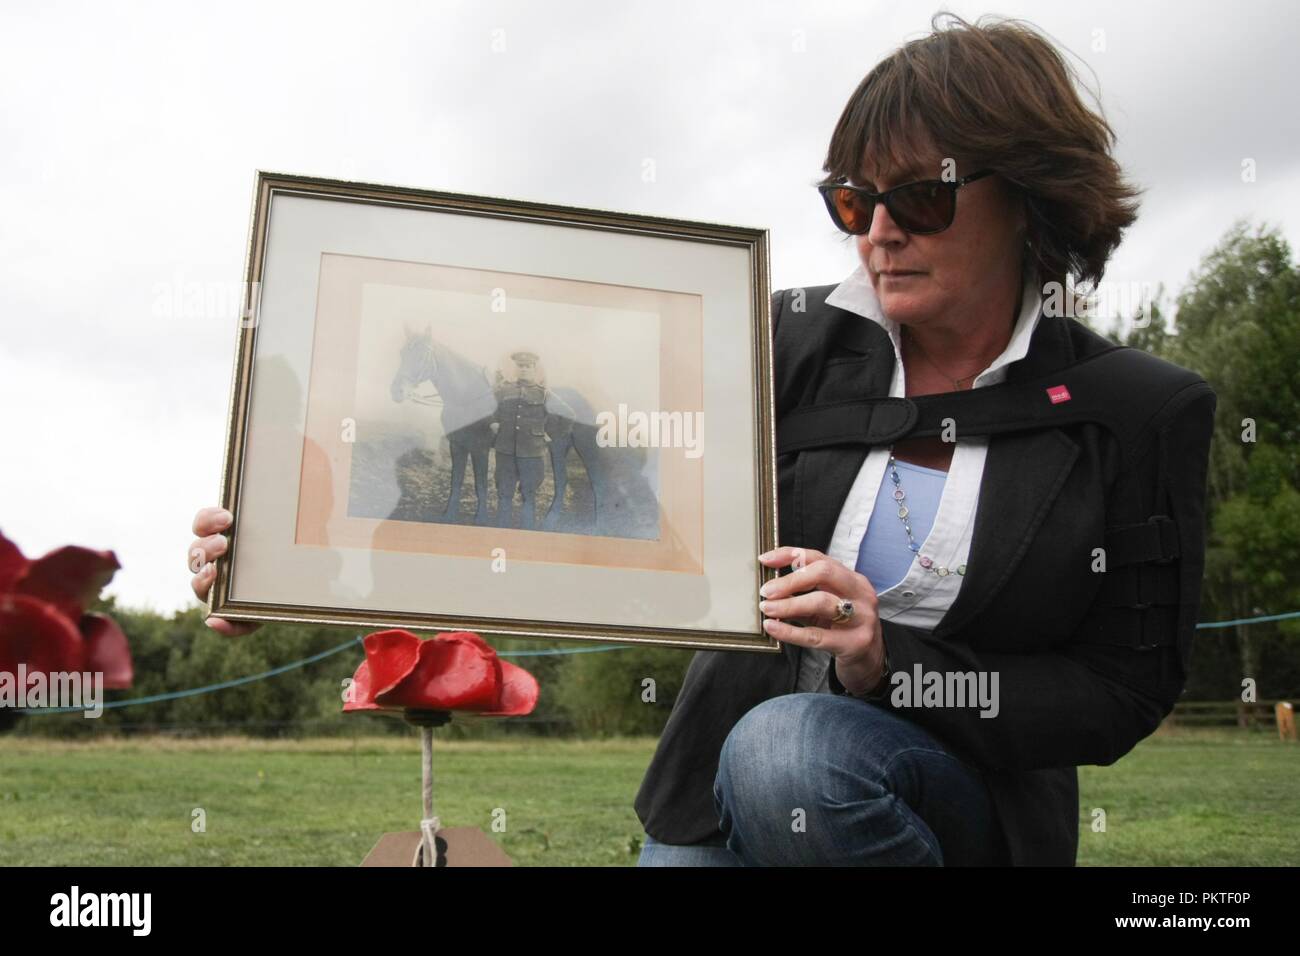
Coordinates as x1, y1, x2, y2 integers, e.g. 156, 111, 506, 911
0, 729, 1295, 866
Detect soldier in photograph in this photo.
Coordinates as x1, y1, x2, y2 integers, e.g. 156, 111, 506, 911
489, 350, 575, 529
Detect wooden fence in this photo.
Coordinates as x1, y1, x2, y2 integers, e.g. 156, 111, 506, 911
1163, 700, 1296, 739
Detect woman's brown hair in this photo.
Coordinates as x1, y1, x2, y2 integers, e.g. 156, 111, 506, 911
820, 11, 1141, 293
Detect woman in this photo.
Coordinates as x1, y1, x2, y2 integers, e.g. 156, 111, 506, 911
188, 14, 1216, 866
632, 14, 1215, 866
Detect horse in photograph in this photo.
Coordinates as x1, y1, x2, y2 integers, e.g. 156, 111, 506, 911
389, 326, 497, 525
537, 384, 617, 534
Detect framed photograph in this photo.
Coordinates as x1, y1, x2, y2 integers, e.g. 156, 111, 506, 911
206, 171, 777, 651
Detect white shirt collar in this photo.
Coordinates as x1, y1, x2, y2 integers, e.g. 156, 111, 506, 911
824, 263, 1042, 392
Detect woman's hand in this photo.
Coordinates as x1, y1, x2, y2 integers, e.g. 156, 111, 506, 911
757, 545, 886, 695
188, 506, 261, 637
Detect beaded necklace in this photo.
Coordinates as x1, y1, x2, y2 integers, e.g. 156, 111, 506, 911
887, 453, 967, 577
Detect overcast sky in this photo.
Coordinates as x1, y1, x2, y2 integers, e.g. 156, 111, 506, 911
2, 0, 1297, 615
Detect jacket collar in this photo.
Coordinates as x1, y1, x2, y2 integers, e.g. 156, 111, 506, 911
823, 262, 1045, 391
793, 266, 1081, 642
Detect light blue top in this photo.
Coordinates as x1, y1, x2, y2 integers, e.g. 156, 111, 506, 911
854, 459, 948, 593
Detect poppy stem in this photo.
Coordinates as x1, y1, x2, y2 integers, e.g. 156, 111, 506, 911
402, 709, 450, 866
420, 726, 439, 867
421, 726, 435, 821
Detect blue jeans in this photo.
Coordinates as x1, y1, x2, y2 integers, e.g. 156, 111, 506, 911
636, 692, 1007, 866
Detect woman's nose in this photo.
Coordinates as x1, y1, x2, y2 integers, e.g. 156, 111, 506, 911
866, 199, 908, 245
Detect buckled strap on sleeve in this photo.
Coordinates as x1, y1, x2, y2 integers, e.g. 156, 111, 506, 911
1076, 516, 1185, 650
1094, 561, 1181, 609
1103, 515, 1180, 567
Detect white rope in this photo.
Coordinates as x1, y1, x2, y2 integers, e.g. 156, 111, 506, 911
420, 725, 440, 867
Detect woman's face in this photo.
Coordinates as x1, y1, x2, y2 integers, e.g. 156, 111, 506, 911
854, 142, 1026, 328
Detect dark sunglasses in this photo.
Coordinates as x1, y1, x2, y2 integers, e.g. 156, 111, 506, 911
817, 169, 995, 236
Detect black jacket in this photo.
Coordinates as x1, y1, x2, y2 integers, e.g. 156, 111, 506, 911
633, 283, 1218, 865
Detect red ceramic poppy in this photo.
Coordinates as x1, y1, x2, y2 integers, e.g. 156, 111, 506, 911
0, 529, 132, 689
344, 629, 538, 717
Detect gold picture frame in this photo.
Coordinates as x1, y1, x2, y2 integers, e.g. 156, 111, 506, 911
207, 170, 778, 652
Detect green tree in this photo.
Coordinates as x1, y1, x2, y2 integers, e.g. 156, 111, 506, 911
551, 644, 691, 737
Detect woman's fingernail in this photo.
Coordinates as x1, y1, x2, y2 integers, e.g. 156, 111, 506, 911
758, 550, 775, 560
217, 509, 233, 524
759, 583, 772, 598
762, 619, 776, 630
759, 600, 771, 613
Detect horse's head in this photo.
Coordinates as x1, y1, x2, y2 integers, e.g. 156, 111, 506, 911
391, 323, 438, 403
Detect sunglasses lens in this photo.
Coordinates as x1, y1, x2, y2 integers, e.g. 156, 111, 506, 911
889, 182, 953, 233
824, 187, 873, 234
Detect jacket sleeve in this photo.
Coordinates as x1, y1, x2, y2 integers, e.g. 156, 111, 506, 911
770, 288, 791, 417
830, 383, 1218, 772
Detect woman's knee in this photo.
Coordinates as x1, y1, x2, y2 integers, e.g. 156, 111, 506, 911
712, 694, 942, 865
713, 694, 876, 817
718, 694, 818, 773
712, 693, 968, 825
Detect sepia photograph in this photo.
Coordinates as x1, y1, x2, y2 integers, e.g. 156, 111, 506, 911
305, 253, 701, 561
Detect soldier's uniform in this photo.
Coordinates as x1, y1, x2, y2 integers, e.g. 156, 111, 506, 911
491, 351, 574, 528
493, 379, 552, 458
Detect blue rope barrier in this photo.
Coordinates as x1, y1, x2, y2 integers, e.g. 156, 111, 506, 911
1196, 609, 1300, 629
17, 636, 368, 715
14, 635, 637, 715
13, 608, 1297, 715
